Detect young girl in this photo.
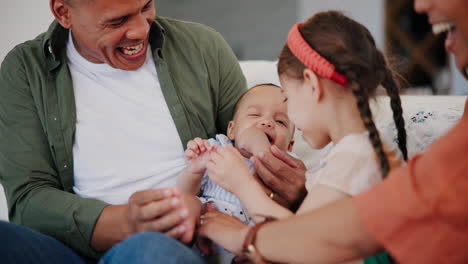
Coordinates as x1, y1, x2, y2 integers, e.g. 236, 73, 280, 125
200, 11, 407, 263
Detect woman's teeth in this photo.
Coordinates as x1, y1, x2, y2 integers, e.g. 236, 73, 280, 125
121, 43, 143, 55
432, 22, 455, 35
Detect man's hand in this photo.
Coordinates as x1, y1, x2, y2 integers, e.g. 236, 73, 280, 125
177, 191, 202, 244
92, 188, 193, 251
126, 188, 192, 238
252, 145, 307, 211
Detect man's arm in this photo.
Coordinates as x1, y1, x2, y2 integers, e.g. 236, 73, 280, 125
0, 49, 107, 258
91, 188, 201, 251
211, 31, 247, 135
0, 48, 201, 257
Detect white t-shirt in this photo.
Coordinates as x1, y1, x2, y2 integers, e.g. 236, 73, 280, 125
306, 132, 383, 195
67, 33, 186, 205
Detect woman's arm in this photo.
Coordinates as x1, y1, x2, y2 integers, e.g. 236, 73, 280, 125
255, 197, 379, 263
198, 197, 379, 263
235, 178, 293, 221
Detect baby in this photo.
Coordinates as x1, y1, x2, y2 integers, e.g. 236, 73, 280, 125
177, 83, 295, 263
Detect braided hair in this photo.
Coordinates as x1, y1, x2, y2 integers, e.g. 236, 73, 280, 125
278, 11, 408, 177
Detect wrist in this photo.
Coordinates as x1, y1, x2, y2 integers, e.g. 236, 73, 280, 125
121, 204, 134, 238
241, 217, 276, 263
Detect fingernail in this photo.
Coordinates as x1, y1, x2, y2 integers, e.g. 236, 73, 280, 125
178, 225, 186, 233
258, 152, 265, 158
180, 209, 189, 218
171, 198, 179, 207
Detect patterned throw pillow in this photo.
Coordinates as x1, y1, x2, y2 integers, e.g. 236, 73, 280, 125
377, 100, 464, 158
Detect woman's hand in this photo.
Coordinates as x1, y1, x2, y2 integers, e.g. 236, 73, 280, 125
252, 145, 307, 211
197, 210, 250, 255
207, 145, 255, 194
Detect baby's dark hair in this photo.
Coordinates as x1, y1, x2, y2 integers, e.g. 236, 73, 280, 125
278, 11, 407, 177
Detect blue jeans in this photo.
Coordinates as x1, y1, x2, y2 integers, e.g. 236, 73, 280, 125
99, 232, 206, 264
0, 221, 84, 264
0, 221, 205, 264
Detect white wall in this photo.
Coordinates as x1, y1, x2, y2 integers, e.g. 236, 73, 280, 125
450, 57, 468, 95
298, 0, 385, 49
0, 1, 54, 62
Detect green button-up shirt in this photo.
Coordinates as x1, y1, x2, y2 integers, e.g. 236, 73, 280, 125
0, 17, 246, 258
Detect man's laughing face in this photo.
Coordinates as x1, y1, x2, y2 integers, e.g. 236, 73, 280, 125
53, 0, 156, 71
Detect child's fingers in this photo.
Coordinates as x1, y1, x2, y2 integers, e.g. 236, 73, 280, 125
194, 137, 206, 152
185, 149, 197, 159
187, 140, 201, 154
203, 140, 212, 151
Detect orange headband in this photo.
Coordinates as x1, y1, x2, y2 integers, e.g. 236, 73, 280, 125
287, 23, 348, 86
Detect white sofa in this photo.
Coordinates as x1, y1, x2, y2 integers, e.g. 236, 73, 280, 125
0, 60, 466, 222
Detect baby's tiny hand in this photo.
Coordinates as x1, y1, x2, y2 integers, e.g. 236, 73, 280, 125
185, 138, 212, 160
185, 138, 214, 175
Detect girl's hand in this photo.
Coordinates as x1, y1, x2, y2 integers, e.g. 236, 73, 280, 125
185, 137, 214, 175
197, 210, 249, 255
207, 145, 254, 194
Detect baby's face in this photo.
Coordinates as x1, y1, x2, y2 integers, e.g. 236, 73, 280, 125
227, 85, 294, 152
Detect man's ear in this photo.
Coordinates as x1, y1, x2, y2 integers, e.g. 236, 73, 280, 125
303, 68, 323, 103
227, 121, 235, 140
50, 0, 72, 29
287, 139, 295, 152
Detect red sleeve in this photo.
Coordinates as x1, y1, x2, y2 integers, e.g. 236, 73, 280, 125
355, 109, 468, 264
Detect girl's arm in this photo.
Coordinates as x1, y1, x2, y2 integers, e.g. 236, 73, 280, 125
207, 145, 293, 222
234, 177, 293, 221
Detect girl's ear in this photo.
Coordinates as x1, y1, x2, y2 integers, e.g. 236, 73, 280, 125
303, 69, 323, 102
227, 121, 236, 140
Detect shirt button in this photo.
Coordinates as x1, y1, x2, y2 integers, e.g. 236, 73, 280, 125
63, 165, 68, 169
53, 117, 58, 121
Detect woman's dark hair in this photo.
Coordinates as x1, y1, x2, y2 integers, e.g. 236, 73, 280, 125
278, 11, 407, 177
